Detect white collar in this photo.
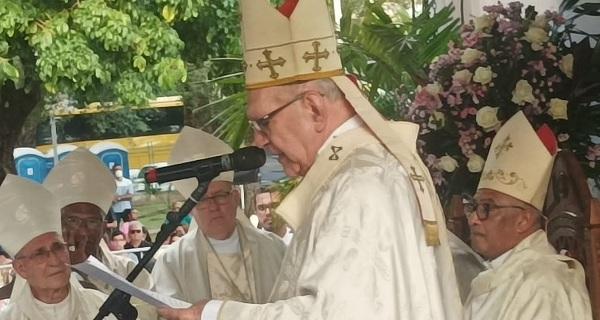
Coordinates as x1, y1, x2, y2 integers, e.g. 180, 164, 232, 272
207, 228, 240, 254
317, 116, 364, 154
488, 248, 514, 269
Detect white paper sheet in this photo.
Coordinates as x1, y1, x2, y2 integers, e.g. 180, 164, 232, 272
72, 256, 191, 309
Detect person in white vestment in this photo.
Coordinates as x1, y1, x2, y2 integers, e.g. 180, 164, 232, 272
42, 147, 156, 319
0, 174, 116, 320
151, 127, 286, 304
158, 0, 463, 319
255, 189, 293, 245
462, 112, 592, 320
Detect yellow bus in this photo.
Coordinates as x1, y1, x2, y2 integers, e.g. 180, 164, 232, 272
35, 96, 184, 169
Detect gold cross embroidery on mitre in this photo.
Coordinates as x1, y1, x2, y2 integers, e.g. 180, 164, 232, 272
494, 135, 513, 158
302, 41, 329, 72
409, 166, 426, 192
257, 49, 286, 79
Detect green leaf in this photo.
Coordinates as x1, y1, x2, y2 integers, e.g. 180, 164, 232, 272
133, 55, 146, 72
0, 60, 20, 82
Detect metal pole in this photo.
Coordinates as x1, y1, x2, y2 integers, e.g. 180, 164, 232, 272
50, 112, 59, 165
333, 0, 342, 27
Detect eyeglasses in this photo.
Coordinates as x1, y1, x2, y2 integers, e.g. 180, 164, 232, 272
16, 242, 69, 264
462, 194, 526, 221
249, 91, 324, 133
62, 215, 104, 230
257, 202, 280, 211
129, 229, 142, 234
199, 191, 232, 205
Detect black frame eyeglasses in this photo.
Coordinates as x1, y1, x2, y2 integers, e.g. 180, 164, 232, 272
462, 194, 525, 221
248, 93, 306, 133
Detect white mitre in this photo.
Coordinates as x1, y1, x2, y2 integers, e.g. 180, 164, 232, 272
169, 126, 234, 199
0, 175, 61, 257
43, 147, 116, 213
478, 111, 555, 210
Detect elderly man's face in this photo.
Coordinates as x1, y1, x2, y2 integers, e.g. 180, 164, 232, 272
467, 189, 528, 260
194, 181, 239, 240
255, 192, 281, 231
61, 202, 105, 264
247, 86, 319, 177
13, 232, 71, 292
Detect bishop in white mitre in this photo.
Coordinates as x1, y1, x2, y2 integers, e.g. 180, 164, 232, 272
0, 174, 116, 320
463, 112, 592, 320
151, 127, 286, 304
42, 147, 156, 319
158, 0, 463, 319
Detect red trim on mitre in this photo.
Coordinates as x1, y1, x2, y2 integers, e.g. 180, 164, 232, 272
536, 124, 558, 155
278, 0, 300, 17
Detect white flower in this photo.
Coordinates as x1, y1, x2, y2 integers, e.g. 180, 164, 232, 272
438, 155, 459, 173
532, 15, 550, 29
452, 69, 473, 84
467, 154, 485, 173
475, 106, 501, 132
524, 27, 549, 51
461, 48, 483, 65
425, 83, 443, 96
511, 80, 535, 106
559, 54, 573, 79
474, 14, 494, 32
473, 66, 493, 85
548, 98, 568, 120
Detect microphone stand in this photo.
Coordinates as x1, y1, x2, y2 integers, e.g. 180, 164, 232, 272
94, 171, 218, 320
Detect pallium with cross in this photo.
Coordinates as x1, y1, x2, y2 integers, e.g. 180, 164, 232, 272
257, 49, 286, 79
303, 41, 329, 72
409, 166, 426, 192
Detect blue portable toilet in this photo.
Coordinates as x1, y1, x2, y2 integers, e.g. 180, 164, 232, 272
90, 142, 130, 178
13, 148, 48, 183
44, 144, 78, 169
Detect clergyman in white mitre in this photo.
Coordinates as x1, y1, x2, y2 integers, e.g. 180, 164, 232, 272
463, 111, 592, 320
151, 126, 286, 306
158, 0, 463, 319
43, 147, 156, 319
0, 174, 116, 320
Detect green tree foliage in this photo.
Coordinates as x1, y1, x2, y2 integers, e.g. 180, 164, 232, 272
0, 0, 202, 182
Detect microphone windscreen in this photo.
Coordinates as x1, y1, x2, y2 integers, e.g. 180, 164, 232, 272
231, 147, 266, 171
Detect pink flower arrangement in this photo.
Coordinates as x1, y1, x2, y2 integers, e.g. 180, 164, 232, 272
406, 1, 599, 198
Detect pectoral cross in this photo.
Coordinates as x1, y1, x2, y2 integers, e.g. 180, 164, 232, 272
409, 166, 426, 192
494, 135, 513, 158
257, 49, 286, 79
303, 41, 329, 72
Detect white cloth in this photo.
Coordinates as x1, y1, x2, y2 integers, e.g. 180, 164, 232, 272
151, 220, 286, 304
111, 178, 134, 213
0, 277, 116, 320
94, 240, 156, 319
212, 126, 463, 320
464, 230, 592, 320
281, 227, 293, 246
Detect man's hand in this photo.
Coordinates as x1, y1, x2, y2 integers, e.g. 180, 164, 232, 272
158, 300, 208, 320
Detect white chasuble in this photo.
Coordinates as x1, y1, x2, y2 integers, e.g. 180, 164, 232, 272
207, 248, 256, 303
217, 125, 463, 320
151, 220, 285, 304
464, 230, 592, 320
0, 278, 116, 320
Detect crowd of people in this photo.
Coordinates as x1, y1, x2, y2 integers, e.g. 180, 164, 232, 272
0, 0, 595, 319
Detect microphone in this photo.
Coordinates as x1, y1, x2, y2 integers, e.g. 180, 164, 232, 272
145, 146, 266, 184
